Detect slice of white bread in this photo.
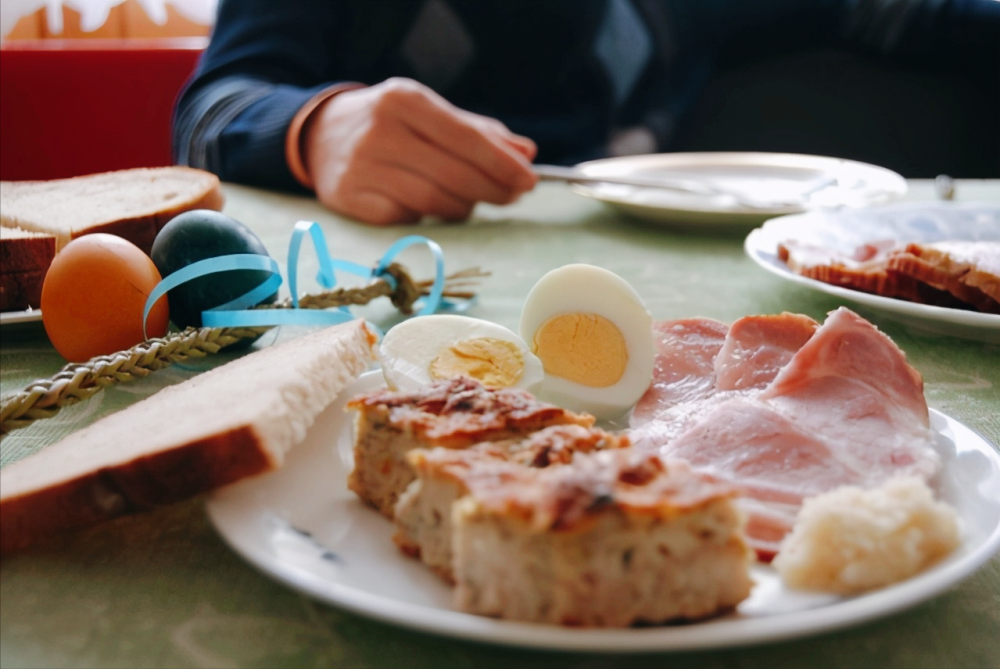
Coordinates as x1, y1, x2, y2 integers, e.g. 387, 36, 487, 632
0, 166, 224, 254
0, 320, 377, 554
0, 226, 56, 311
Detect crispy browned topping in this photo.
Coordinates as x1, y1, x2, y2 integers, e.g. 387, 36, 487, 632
408, 424, 629, 479
463, 450, 739, 533
348, 377, 594, 447
408, 447, 530, 490
778, 239, 1000, 313
502, 425, 629, 467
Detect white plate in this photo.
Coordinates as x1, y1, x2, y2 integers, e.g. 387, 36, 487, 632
0, 308, 43, 326
206, 371, 1000, 653
570, 152, 908, 226
745, 201, 1000, 343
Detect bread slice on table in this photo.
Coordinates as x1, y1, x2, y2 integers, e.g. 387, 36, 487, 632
0, 320, 377, 554
394, 424, 630, 582
0, 166, 224, 254
0, 226, 56, 311
451, 450, 754, 626
345, 377, 595, 518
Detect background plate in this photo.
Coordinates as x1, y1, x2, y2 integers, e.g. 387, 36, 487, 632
206, 372, 1000, 653
0, 309, 42, 326
745, 201, 1000, 343
570, 152, 908, 226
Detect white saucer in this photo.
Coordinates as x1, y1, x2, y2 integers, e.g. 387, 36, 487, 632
570, 152, 908, 226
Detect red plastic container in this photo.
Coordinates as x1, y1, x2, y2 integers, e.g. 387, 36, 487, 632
0, 38, 205, 181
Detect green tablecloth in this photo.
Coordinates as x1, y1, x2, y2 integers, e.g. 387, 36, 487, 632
2, 180, 998, 669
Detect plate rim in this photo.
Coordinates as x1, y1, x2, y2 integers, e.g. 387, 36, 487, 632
569, 151, 908, 223
206, 373, 1000, 653
0, 308, 43, 326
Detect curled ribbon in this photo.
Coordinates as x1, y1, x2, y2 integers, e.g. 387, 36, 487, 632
142, 222, 456, 338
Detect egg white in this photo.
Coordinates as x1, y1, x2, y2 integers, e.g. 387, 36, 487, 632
518, 264, 655, 420
378, 314, 544, 392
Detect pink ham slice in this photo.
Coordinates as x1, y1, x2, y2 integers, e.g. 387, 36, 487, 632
761, 308, 930, 425
630, 307, 939, 561
714, 313, 819, 391
630, 318, 729, 427
629, 313, 818, 449
662, 397, 855, 559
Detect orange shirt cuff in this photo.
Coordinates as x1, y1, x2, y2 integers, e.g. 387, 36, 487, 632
286, 82, 366, 190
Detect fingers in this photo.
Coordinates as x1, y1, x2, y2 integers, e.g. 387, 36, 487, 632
335, 190, 421, 226
380, 83, 537, 193
332, 158, 474, 224
370, 163, 476, 221
369, 123, 524, 205
503, 134, 538, 161
463, 111, 538, 161
305, 78, 539, 225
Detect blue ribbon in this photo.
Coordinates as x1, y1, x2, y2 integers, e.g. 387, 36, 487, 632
141, 222, 466, 338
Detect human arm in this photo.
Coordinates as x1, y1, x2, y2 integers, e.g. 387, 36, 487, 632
298, 78, 537, 225
173, 0, 537, 224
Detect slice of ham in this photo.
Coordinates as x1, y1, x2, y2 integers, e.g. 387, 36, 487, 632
778, 239, 997, 311
714, 313, 819, 391
630, 318, 729, 427
629, 308, 940, 561
630, 312, 818, 446
661, 397, 860, 560
761, 308, 930, 430
888, 242, 1000, 313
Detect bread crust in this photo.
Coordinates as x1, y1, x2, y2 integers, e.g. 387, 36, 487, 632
0, 228, 56, 311
0, 425, 272, 555
72, 183, 225, 255
0, 230, 56, 273
0, 167, 225, 254
0, 269, 47, 311
0, 320, 376, 554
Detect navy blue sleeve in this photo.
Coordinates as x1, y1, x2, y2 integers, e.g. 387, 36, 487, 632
172, 0, 350, 191
174, 0, 999, 188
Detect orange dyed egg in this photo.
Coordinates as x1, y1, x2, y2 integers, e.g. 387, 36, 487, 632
41, 234, 170, 362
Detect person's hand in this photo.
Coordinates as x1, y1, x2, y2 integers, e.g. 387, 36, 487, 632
301, 78, 538, 225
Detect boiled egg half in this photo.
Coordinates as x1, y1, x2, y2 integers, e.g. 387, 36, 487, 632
379, 314, 544, 392
518, 264, 654, 420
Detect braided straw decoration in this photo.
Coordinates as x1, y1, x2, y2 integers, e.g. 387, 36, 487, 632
0, 264, 488, 436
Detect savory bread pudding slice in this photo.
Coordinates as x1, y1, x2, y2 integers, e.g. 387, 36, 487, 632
394, 425, 630, 581
451, 449, 753, 626
345, 377, 594, 517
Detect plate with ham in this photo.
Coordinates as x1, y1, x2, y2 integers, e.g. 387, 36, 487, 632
745, 201, 1000, 342
207, 308, 1000, 652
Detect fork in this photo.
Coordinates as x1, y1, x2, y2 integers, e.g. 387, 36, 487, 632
532, 164, 838, 209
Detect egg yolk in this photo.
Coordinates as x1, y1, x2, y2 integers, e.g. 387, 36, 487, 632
532, 313, 627, 387
429, 338, 524, 388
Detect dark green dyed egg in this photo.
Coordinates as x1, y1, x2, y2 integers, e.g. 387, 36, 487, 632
151, 210, 278, 330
